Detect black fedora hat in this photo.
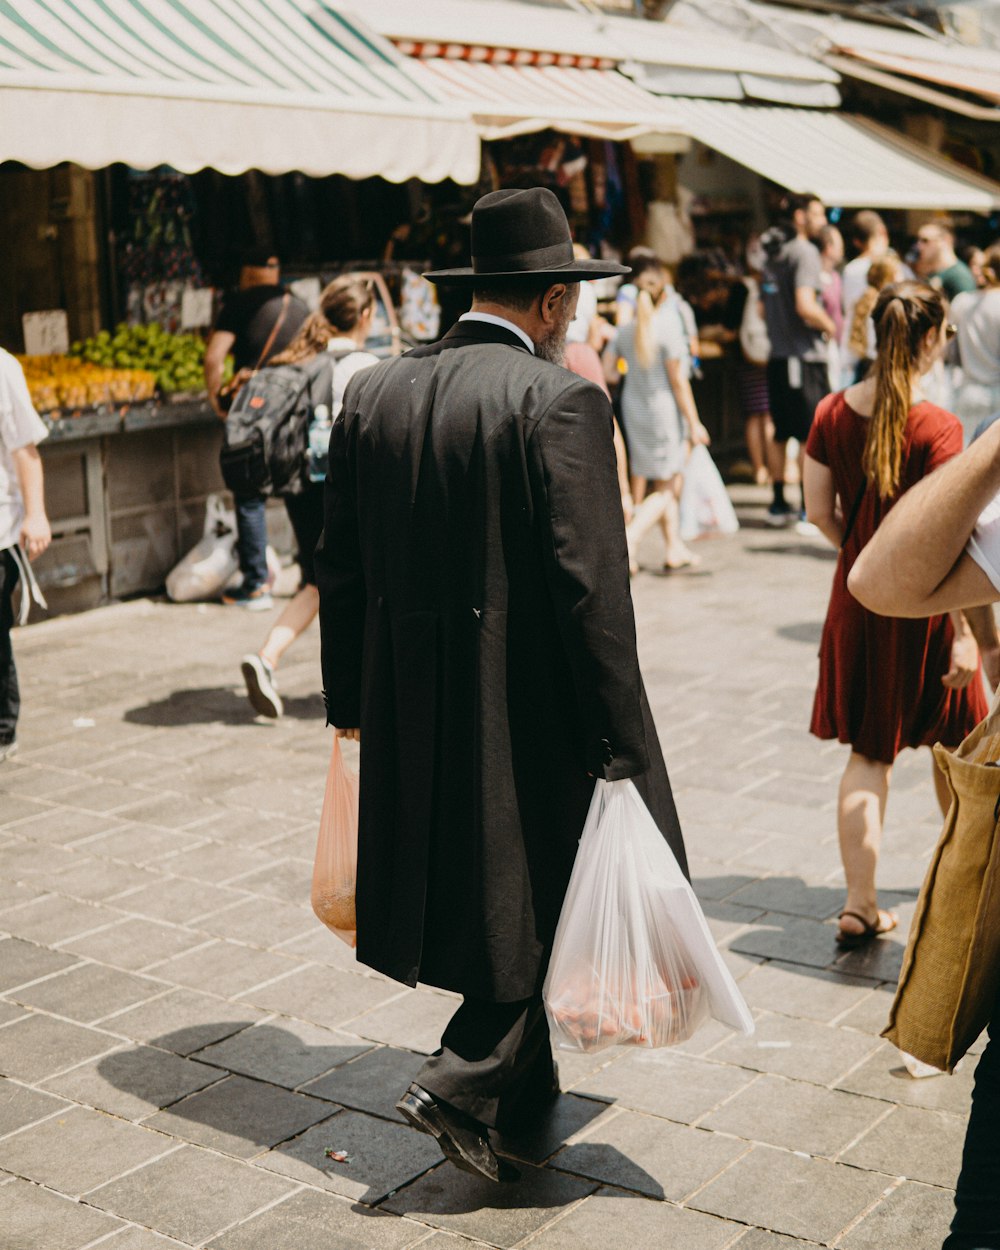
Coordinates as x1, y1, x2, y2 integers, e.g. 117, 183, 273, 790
424, 187, 629, 285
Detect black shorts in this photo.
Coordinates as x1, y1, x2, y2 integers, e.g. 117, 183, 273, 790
767, 358, 830, 444
283, 482, 325, 588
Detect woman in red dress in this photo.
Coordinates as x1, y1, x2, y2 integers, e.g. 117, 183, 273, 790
803, 282, 988, 948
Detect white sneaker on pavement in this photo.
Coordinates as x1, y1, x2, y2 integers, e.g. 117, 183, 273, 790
241, 655, 283, 719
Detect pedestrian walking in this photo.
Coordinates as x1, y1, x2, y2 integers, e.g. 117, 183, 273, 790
841, 211, 893, 385
914, 219, 978, 301
614, 260, 711, 572
760, 193, 836, 529
204, 250, 308, 610
802, 281, 988, 949
950, 242, 1000, 446
0, 348, 52, 763
847, 387, 1000, 1250
316, 187, 687, 1184
240, 276, 377, 719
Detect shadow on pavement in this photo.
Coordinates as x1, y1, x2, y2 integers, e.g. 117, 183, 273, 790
776, 620, 824, 646
97, 1022, 641, 1205
124, 686, 324, 727
744, 542, 837, 561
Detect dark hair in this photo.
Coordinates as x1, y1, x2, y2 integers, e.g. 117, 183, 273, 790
241, 247, 279, 268
982, 243, 1000, 288
782, 192, 822, 217
920, 217, 955, 242
818, 225, 841, 252
269, 276, 375, 366
851, 210, 886, 247
865, 281, 946, 498
471, 279, 574, 312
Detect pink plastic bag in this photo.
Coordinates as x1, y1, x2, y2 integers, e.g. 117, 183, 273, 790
311, 736, 359, 948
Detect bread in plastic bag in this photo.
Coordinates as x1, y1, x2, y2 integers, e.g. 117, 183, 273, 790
544, 778, 754, 1052
311, 735, 359, 948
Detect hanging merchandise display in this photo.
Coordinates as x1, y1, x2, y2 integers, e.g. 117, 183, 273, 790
121, 169, 205, 332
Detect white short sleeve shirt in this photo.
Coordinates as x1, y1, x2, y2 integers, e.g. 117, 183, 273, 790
966, 491, 1000, 591
0, 349, 49, 552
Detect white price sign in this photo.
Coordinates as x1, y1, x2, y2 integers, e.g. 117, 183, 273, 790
181, 288, 214, 329
23, 310, 69, 357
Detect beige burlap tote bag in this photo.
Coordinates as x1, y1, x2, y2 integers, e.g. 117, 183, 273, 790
883, 693, 1000, 1071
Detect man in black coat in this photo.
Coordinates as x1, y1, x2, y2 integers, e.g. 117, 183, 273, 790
316, 188, 687, 1183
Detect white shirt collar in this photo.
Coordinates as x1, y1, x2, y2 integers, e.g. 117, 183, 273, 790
459, 312, 534, 354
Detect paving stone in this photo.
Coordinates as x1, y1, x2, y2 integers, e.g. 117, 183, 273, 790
732, 1231, 824, 1249
226, 857, 313, 905
0, 1175, 124, 1250
343, 987, 459, 1054
525, 1186, 741, 1250
165, 841, 277, 885
80, 823, 204, 866
144, 1072, 334, 1158
58, 917, 208, 971
153, 939, 303, 997
237, 965, 401, 1030
737, 961, 878, 1024
0, 764, 78, 799
11, 963, 166, 1024
833, 987, 896, 1036
47, 782, 150, 815
837, 1179, 954, 1250
0, 893, 120, 945
189, 809, 289, 846
729, 914, 841, 969
0, 1103, 174, 1194
0, 1078, 71, 1138
258, 1107, 442, 1203
195, 1018, 370, 1089
701, 1073, 888, 1157
0, 880, 44, 908
302, 1044, 426, 1120
102, 988, 265, 1054
41, 1044, 221, 1120
99, 1228, 190, 1249
835, 1044, 975, 1115
113, 877, 246, 925
711, 1012, 883, 1086
0, 936, 79, 991
112, 795, 218, 829
43, 857, 164, 903
0, 794, 52, 827
495, 1092, 613, 1166
553, 1107, 748, 1199
382, 1159, 596, 1247
273, 925, 368, 971
834, 935, 906, 983
85, 1143, 296, 1244
690, 1144, 891, 1243
0, 1012, 117, 1082
8, 806, 124, 845
206, 1186, 426, 1250
571, 1048, 757, 1125
0, 840, 80, 880
196, 896, 317, 947
840, 1104, 967, 1186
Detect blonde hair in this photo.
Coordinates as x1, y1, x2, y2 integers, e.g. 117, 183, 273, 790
864, 281, 946, 498
632, 264, 666, 371
849, 254, 900, 360
269, 276, 374, 366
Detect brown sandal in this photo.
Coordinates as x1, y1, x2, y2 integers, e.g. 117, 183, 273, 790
835, 909, 898, 950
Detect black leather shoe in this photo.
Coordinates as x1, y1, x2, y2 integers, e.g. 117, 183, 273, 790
396, 1083, 520, 1184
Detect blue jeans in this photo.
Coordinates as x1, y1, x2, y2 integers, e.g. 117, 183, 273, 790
235, 494, 268, 592
944, 1008, 1000, 1249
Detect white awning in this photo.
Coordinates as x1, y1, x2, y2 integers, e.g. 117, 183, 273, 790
410, 58, 687, 142
0, 0, 481, 183
670, 100, 1000, 210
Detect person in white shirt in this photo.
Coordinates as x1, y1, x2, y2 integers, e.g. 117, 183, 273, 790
951, 241, 1000, 445
0, 349, 52, 761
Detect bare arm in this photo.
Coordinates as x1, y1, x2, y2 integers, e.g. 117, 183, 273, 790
848, 420, 1000, 616
666, 359, 710, 445
802, 455, 842, 548
966, 604, 1000, 690
204, 331, 235, 418
12, 444, 51, 560
943, 611, 979, 689
795, 286, 836, 338
612, 418, 632, 521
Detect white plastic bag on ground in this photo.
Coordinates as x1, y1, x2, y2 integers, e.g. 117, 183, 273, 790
544, 778, 755, 1053
166, 494, 238, 602
680, 445, 740, 542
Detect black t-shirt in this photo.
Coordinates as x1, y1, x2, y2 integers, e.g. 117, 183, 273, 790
214, 285, 309, 370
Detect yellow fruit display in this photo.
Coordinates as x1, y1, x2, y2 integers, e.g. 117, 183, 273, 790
17, 354, 157, 413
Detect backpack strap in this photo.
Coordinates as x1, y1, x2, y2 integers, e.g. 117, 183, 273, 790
253, 293, 291, 370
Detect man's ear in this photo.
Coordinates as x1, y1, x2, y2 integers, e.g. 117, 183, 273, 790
541, 283, 569, 323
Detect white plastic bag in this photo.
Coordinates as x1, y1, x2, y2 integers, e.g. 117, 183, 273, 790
680, 445, 740, 542
166, 493, 238, 602
544, 779, 754, 1053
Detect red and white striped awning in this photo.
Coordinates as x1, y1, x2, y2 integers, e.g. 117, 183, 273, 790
409, 57, 686, 141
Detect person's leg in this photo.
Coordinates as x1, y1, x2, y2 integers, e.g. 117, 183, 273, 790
658, 474, 698, 569
259, 585, 320, 669
625, 476, 664, 572
766, 360, 791, 521
233, 494, 269, 592
745, 412, 769, 484
261, 488, 323, 669
943, 1008, 1000, 1249
0, 551, 20, 748
416, 995, 554, 1131
837, 751, 896, 937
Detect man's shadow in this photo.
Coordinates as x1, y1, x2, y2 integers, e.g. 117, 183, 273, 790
124, 686, 324, 727
97, 1022, 657, 1204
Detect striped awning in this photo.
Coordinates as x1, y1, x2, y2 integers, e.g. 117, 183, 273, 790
410, 57, 686, 142
0, 0, 481, 183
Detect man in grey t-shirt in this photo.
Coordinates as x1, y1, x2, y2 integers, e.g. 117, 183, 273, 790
761, 193, 837, 528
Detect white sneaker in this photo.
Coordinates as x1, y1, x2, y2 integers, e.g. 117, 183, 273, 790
795, 519, 820, 537
241, 655, 283, 719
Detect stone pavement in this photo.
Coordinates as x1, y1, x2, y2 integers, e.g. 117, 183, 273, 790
0, 484, 976, 1250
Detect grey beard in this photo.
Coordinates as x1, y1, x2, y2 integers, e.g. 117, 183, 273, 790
534, 329, 568, 365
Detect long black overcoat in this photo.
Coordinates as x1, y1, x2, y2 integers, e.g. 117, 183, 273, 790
316, 319, 687, 1003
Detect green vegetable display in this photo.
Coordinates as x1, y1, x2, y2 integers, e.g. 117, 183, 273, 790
69, 323, 209, 395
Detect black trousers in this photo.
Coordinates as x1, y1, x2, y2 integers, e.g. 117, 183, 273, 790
0, 549, 19, 745
944, 1008, 1000, 1249
415, 994, 556, 1131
